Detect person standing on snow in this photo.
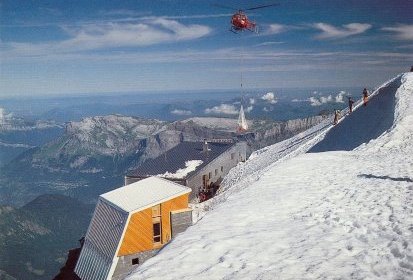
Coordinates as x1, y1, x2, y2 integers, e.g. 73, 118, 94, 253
362, 88, 369, 106
333, 109, 340, 125
348, 97, 355, 113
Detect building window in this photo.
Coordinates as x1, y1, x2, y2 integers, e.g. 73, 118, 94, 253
153, 220, 161, 243
209, 172, 212, 179
221, 166, 224, 172
231, 153, 235, 160
152, 205, 161, 245
215, 169, 218, 176
132, 258, 139, 265
152, 204, 161, 217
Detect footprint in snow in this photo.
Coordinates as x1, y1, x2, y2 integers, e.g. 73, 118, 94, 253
391, 247, 404, 259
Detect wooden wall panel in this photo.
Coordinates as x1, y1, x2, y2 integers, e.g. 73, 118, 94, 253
117, 208, 152, 256
117, 193, 189, 257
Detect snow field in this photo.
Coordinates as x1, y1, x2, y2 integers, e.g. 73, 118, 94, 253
159, 160, 203, 179
128, 73, 413, 280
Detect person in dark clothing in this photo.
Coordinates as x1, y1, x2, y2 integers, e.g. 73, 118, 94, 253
348, 97, 355, 113
362, 88, 369, 106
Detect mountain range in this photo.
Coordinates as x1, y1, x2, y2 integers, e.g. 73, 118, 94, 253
0, 114, 327, 207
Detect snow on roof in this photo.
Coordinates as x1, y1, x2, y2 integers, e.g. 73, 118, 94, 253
159, 160, 203, 179
100, 176, 191, 213
126, 73, 413, 279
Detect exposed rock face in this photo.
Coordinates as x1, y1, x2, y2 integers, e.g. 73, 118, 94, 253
252, 115, 329, 150
9, 115, 167, 174
64, 115, 166, 156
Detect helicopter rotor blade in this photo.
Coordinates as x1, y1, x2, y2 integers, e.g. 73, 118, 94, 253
211, 3, 238, 11
245, 3, 280, 11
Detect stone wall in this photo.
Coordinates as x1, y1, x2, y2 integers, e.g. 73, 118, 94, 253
171, 209, 193, 238
112, 249, 159, 280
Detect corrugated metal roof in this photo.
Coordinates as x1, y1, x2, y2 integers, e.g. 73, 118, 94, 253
75, 199, 128, 280
128, 141, 234, 179
101, 176, 191, 213
74, 239, 112, 280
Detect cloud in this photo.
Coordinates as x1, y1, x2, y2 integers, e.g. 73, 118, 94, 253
204, 104, 238, 115
313, 23, 372, 39
335, 91, 347, 103
6, 18, 212, 55
263, 24, 287, 35
312, 95, 333, 106
382, 24, 413, 40
309, 91, 347, 106
99, 9, 149, 17
142, 14, 232, 20
171, 109, 192, 116
62, 18, 211, 49
0, 107, 13, 123
261, 92, 277, 104
249, 98, 255, 105
255, 41, 285, 47
245, 106, 253, 113
291, 98, 307, 102
309, 97, 322, 106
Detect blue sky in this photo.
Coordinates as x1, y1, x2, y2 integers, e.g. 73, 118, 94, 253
0, 0, 412, 97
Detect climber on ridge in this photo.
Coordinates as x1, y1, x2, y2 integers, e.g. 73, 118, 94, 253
348, 97, 355, 113
363, 88, 369, 106
333, 109, 341, 125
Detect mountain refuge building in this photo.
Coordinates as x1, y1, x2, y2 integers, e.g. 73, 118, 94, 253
74, 177, 192, 280
125, 140, 247, 201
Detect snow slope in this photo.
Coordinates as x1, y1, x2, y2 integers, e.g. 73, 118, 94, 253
127, 73, 413, 280
309, 76, 401, 152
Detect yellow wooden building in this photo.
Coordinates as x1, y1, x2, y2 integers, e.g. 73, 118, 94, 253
75, 176, 192, 280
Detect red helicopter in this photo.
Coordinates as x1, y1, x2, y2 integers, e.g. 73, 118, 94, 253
215, 3, 279, 33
